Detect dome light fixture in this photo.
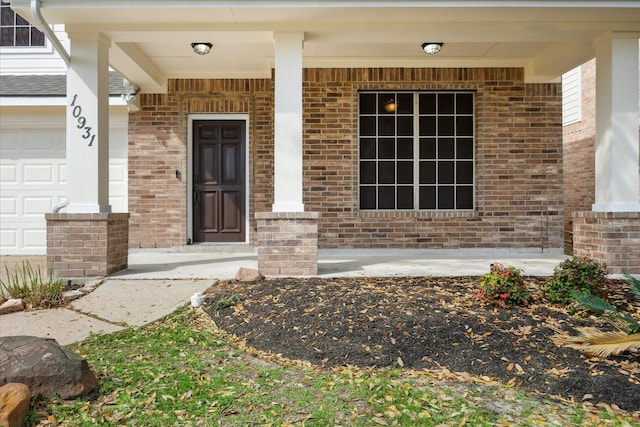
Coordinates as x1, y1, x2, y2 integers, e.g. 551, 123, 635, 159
191, 42, 213, 55
421, 42, 443, 55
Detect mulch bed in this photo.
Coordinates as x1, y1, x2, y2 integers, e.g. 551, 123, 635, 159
204, 276, 640, 414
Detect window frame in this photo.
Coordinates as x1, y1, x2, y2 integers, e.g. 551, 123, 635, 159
357, 90, 476, 212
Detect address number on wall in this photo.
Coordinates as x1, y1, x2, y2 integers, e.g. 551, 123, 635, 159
70, 94, 96, 147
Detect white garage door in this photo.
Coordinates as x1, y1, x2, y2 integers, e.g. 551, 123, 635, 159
0, 106, 128, 255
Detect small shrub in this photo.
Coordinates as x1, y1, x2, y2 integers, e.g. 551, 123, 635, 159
0, 261, 64, 308
478, 262, 530, 307
543, 256, 610, 305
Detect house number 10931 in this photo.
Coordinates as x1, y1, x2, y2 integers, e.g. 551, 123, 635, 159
70, 94, 96, 146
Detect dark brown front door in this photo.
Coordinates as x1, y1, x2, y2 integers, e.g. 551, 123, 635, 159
193, 120, 245, 242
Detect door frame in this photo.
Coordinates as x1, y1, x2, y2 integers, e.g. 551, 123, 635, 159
187, 114, 250, 244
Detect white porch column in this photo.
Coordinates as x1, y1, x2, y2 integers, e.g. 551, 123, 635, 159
65, 32, 111, 213
592, 33, 640, 212
272, 32, 304, 212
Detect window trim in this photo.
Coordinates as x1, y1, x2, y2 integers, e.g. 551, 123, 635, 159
357, 90, 476, 212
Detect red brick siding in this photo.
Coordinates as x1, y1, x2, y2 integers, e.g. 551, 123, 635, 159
46, 213, 129, 277
573, 212, 640, 274
128, 80, 273, 248
129, 68, 563, 250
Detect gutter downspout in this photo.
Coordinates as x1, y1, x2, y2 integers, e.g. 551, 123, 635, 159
31, 0, 72, 213
31, 0, 69, 65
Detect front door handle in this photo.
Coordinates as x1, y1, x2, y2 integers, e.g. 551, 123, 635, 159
193, 190, 198, 206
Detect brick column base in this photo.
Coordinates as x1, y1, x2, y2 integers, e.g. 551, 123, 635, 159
573, 211, 640, 274
256, 212, 319, 276
45, 213, 130, 278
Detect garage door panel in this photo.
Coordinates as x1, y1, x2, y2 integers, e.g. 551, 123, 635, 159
0, 230, 17, 249
23, 228, 46, 249
0, 164, 17, 182
24, 197, 55, 216
1, 108, 128, 254
23, 164, 55, 184
0, 197, 17, 215
22, 129, 60, 153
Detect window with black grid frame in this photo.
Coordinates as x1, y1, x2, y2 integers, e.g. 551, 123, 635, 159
358, 91, 475, 211
1, 1, 45, 47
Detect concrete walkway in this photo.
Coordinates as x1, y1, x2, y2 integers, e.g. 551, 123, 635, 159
1, 247, 568, 345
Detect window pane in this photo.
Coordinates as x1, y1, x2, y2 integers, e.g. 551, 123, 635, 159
397, 116, 413, 136
359, 116, 376, 136
457, 138, 473, 159
378, 116, 395, 136
15, 13, 27, 26
31, 27, 44, 46
397, 161, 413, 184
457, 93, 474, 114
438, 161, 454, 184
397, 186, 413, 209
378, 138, 395, 159
419, 138, 436, 159
1, 27, 13, 46
379, 187, 395, 209
457, 116, 474, 136
438, 93, 455, 114
419, 186, 436, 209
15, 26, 28, 46
457, 161, 474, 184
419, 116, 436, 136
419, 161, 436, 184
397, 138, 413, 159
419, 93, 436, 114
360, 187, 376, 209
360, 161, 376, 184
438, 138, 455, 159
1, 6, 14, 26
438, 186, 455, 209
397, 93, 414, 114
360, 138, 376, 159
438, 116, 455, 136
457, 186, 474, 209
379, 95, 397, 114
378, 161, 395, 184
360, 93, 377, 114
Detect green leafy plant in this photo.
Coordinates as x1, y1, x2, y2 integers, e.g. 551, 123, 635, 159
0, 261, 64, 308
542, 256, 610, 305
215, 293, 243, 311
478, 262, 529, 307
554, 274, 640, 357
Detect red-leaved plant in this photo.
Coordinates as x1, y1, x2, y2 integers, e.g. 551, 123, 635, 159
478, 262, 530, 308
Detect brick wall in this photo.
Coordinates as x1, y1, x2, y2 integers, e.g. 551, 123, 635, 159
573, 212, 640, 274
128, 80, 273, 248
129, 68, 563, 250
304, 68, 563, 249
46, 213, 129, 277
256, 212, 319, 275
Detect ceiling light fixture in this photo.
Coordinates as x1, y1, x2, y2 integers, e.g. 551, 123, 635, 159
421, 42, 443, 55
191, 42, 213, 55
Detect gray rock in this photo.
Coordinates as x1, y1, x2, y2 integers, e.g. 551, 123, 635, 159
62, 290, 84, 301
0, 383, 31, 427
235, 267, 263, 282
0, 300, 23, 315
0, 336, 97, 399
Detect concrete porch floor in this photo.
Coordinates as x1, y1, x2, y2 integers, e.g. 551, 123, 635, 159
2, 247, 571, 282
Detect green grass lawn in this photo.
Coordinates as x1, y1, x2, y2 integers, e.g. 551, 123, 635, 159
36, 306, 637, 426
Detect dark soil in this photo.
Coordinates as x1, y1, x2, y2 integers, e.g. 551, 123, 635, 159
204, 276, 640, 413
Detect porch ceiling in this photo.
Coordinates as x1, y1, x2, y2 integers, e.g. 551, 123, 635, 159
11, 1, 640, 92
